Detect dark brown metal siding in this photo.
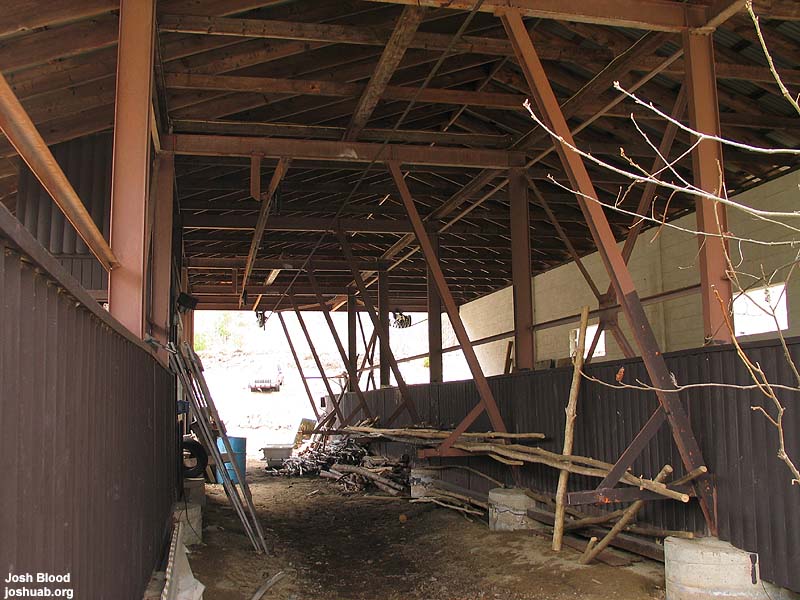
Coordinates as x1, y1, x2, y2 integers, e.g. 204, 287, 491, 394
15, 132, 112, 292
0, 239, 176, 599
346, 340, 800, 592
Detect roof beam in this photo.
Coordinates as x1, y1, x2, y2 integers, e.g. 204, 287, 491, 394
163, 133, 526, 168
183, 214, 415, 233
0, 0, 117, 39
186, 256, 389, 271
344, 5, 425, 140
239, 156, 290, 305
361, 0, 708, 32
164, 72, 528, 110
172, 119, 511, 147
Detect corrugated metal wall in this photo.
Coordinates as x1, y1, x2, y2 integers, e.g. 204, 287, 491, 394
340, 339, 800, 592
0, 219, 177, 598
15, 132, 112, 293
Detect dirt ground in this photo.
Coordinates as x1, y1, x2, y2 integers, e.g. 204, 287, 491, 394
187, 462, 666, 600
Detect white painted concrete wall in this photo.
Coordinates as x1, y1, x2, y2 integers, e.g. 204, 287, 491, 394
459, 170, 800, 376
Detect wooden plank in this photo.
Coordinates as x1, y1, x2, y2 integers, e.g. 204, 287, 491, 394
344, 5, 426, 140
164, 72, 528, 110
0, 0, 117, 39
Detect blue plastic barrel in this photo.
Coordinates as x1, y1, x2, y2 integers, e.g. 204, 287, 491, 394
216, 436, 247, 484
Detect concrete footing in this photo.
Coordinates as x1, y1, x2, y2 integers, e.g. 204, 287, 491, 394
665, 537, 799, 600
174, 502, 203, 546
409, 468, 439, 498
488, 488, 540, 531
183, 477, 206, 506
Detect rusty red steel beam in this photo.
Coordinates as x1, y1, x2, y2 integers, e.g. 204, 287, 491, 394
358, 312, 379, 391
0, 73, 117, 270
528, 179, 636, 360
239, 156, 290, 307
337, 230, 420, 425
150, 154, 174, 360
163, 133, 527, 169
362, 0, 712, 31
290, 295, 346, 425
278, 311, 321, 421
345, 5, 425, 140
509, 167, 534, 370
427, 229, 443, 383
583, 84, 688, 363
307, 270, 374, 422
501, 9, 716, 533
108, 0, 156, 338
684, 31, 733, 345
388, 160, 508, 454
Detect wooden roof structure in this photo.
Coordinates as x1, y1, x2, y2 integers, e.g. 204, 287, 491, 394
2, 0, 799, 311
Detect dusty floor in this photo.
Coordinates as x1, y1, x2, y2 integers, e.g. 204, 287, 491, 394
187, 462, 665, 600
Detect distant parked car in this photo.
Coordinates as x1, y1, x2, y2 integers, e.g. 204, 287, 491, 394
249, 366, 284, 393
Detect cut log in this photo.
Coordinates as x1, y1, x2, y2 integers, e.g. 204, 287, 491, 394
554, 305, 589, 551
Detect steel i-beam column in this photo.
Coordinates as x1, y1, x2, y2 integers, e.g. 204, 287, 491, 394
427, 229, 443, 383
510, 167, 534, 370
378, 269, 391, 387
150, 154, 174, 361
684, 31, 733, 345
108, 0, 155, 337
347, 290, 358, 391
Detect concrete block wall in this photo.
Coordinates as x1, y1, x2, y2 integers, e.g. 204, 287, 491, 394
459, 170, 800, 375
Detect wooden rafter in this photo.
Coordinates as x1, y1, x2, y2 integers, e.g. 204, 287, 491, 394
344, 5, 426, 140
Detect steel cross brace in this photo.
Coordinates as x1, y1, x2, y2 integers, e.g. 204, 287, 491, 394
289, 295, 346, 425
529, 179, 636, 360
277, 311, 321, 421
584, 85, 688, 364
388, 161, 510, 457
307, 269, 374, 422
337, 229, 421, 425
501, 10, 716, 533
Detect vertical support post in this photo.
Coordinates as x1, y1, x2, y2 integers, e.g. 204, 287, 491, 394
337, 231, 420, 424
378, 269, 391, 387
347, 290, 358, 391
684, 31, 733, 345
108, 0, 155, 338
150, 154, 174, 362
510, 167, 534, 370
427, 229, 443, 383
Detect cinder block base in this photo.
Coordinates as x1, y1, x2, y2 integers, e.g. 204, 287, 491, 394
174, 502, 203, 546
488, 488, 540, 531
665, 537, 799, 600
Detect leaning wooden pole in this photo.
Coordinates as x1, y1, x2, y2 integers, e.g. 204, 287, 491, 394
553, 306, 590, 551
580, 464, 673, 564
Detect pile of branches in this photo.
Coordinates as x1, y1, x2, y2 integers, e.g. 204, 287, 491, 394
267, 438, 367, 477
320, 460, 408, 496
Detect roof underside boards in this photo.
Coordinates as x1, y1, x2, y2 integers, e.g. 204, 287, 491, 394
1, 0, 799, 311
